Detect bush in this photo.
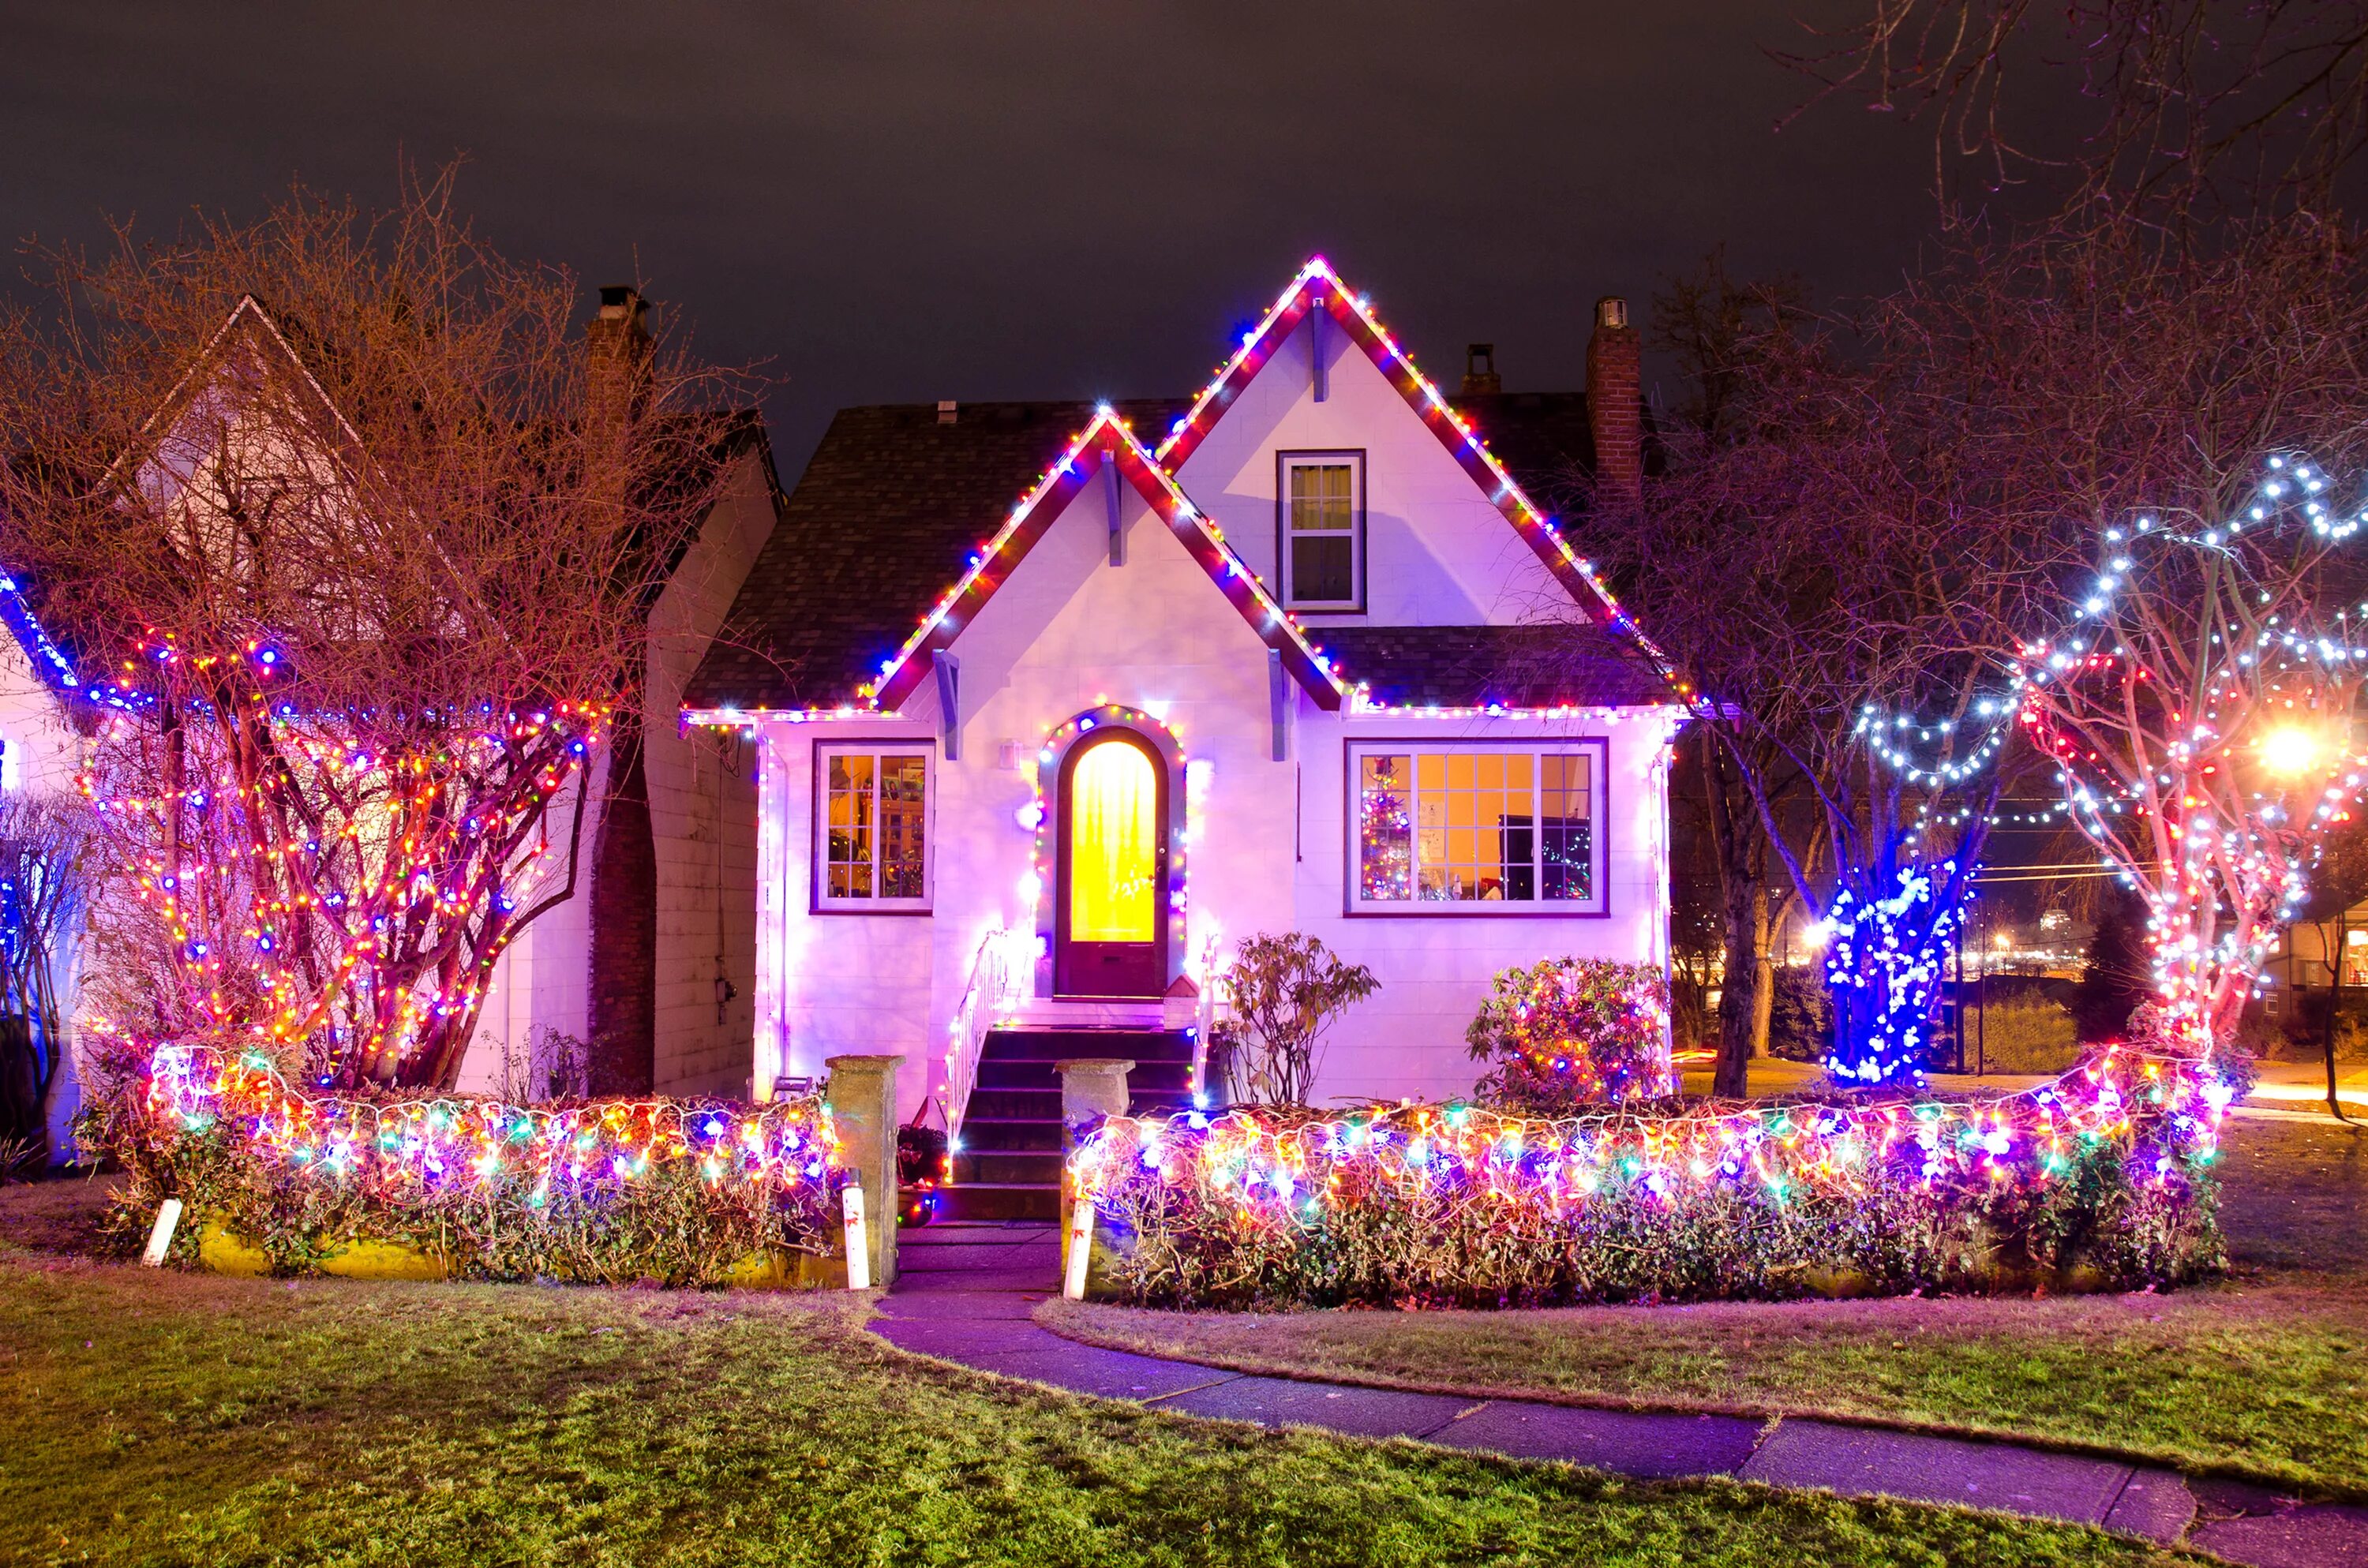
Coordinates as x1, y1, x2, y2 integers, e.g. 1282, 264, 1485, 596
1222, 934, 1379, 1106
1467, 958, 1675, 1111
1073, 1046, 2228, 1309
96, 1045, 843, 1285
1966, 997, 2083, 1075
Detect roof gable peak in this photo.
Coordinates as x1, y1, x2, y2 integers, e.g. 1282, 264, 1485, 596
864, 407, 1347, 713
1152, 257, 1684, 702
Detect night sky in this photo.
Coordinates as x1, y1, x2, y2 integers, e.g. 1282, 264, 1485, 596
4, 2, 1950, 480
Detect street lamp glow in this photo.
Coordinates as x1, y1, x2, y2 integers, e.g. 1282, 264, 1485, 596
2259, 726, 2323, 777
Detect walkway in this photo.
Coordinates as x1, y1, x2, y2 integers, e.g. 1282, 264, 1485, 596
877, 1223, 2368, 1568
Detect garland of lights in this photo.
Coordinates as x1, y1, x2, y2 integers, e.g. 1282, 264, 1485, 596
1070, 1045, 2231, 1306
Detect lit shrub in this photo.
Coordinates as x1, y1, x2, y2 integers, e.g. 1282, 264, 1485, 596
1467, 957, 1676, 1111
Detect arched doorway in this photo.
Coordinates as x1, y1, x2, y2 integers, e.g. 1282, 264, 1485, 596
1056, 727, 1169, 997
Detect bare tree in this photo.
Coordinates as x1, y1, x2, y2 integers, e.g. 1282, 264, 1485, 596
0, 169, 736, 1089
1782, 0, 2368, 214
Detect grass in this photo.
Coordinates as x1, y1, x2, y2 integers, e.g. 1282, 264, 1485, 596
0, 1218, 2186, 1568
1045, 1113, 2368, 1500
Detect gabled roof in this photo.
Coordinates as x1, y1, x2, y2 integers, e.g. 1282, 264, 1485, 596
684, 399, 1182, 713
1152, 260, 1672, 675
684, 259, 1684, 717
1322, 624, 1672, 709
863, 410, 1347, 712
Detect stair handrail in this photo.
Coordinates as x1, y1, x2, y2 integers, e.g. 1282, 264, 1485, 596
1191, 934, 1227, 1102
946, 926, 1029, 1146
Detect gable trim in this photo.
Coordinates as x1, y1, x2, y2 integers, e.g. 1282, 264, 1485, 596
1150, 259, 1686, 701
864, 410, 1348, 713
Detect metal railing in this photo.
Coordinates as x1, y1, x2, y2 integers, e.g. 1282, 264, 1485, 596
945, 926, 1032, 1146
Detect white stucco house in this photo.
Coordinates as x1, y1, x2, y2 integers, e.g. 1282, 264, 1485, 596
685, 259, 1688, 1216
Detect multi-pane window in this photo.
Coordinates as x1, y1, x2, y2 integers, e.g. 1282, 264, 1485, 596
819, 749, 930, 907
1283, 455, 1360, 607
1351, 742, 1606, 912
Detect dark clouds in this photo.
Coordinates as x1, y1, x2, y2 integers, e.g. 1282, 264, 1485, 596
0, 1, 1942, 475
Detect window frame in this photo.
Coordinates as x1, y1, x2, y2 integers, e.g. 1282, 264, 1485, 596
811, 739, 936, 915
1274, 448, 1367, 612
1342, 737, 1611, 918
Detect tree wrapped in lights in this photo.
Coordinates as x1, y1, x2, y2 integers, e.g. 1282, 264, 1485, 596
2017, 455, 2368, 1053
0, 171, 734, 1090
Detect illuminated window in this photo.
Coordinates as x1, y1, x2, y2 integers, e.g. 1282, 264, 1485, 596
1280, 452, 1362, 608
1349, 740, 1607, 913
817, 747, 930, 909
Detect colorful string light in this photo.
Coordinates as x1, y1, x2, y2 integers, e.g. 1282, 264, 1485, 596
1070, 1045, 2231, 1302
146, 1041, 843, 1204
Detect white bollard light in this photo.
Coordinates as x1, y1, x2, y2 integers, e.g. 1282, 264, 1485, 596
1062, 1197, 1093, 1300
141, 1198, 184, 1267
841, 1184, 871, 1291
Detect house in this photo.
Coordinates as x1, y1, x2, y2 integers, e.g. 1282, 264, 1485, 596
21, 286, 781, 1156
684, 260, 1690, 1213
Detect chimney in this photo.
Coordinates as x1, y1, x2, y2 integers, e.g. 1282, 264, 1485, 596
587, 285, 652, 421
1586, 297, 1642, 503
1459, 343, 1501, 396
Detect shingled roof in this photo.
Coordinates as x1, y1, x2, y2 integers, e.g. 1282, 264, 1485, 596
684, 385, 1663, 713
1318, 623, 1669, 709
685, 399, 1186, 711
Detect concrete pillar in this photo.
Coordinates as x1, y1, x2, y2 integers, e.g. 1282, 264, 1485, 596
825, 1053, 903, 1289
1055, 1057, 1133, 1282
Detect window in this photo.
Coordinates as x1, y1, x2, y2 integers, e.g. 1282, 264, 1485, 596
1349, 740, 1607, 913
1280, 451, 1362, 608
816, 747, 931, 909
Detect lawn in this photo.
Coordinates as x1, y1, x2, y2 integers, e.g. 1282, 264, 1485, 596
0, 1186, 2182, 1567
1046, 1113, 2368, 1500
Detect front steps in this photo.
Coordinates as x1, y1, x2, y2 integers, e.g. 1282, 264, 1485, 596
940, 1027, 1195, 1222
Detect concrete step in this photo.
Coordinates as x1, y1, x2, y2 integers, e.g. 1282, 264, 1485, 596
956, 1149, 1064, 1186
936, 1181, 1059, 1223
957, 1116, 1065, 1152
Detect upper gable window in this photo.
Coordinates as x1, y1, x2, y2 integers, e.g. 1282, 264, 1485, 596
1278, 451, 1363, 611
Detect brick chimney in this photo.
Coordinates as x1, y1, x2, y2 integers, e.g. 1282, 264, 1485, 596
587, 284, 652, 421
1586, 297, 1642, 503
1459, 343, 1501, 396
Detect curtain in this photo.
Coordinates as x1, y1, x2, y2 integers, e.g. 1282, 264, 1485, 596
1069, 739, 1156, 942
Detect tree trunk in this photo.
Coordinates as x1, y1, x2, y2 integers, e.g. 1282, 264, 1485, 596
1714, 862, 1761, 1098
1750, 887, 1789, 1061
1702, 735, 1763, 1099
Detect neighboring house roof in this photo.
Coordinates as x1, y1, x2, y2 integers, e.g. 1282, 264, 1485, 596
1323, 623, 1673, 709
687, 259, 1682, 716
0, 300, 774, 713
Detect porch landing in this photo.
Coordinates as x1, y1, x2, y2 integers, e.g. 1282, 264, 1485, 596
878, 1226, 2368, 1566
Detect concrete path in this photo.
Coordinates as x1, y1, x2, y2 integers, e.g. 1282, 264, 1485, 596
876, 1223, 2368, 1567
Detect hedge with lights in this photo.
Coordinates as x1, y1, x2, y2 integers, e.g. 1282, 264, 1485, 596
1068, 1045, 2228, 1308
99, 1044, 845, 1285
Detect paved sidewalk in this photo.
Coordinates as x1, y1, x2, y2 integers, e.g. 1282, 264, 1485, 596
876, 1223, 2368, 1567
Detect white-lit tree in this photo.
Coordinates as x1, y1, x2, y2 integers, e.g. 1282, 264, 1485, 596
2017, 457, 2368, 1052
